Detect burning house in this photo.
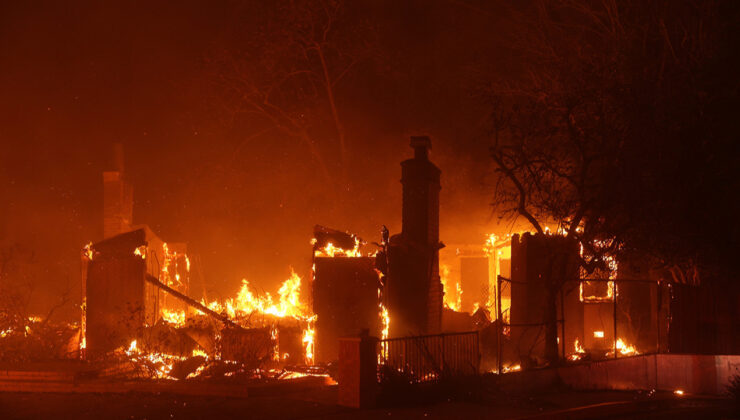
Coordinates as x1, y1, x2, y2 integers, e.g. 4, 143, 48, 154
83, 146, 192, 359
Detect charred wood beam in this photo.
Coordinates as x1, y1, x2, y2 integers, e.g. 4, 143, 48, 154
144, 275, 240, 329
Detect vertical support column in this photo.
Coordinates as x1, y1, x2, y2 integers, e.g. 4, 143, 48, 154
497, 274, 503, 374
560, 288, 565, 361
338, 333, 378, 408
613, 282, 618, 359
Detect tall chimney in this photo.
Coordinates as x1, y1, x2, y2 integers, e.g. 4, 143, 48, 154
102, 143, 133, 238
402, 136, 438, 245
386, 136, 443, 336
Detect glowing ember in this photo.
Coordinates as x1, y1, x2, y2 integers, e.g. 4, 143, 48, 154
502, 364, 521, 373
83, 242, 94, 260
674, 389, 684, 396
120, 339, 187, 380
134, 245, 146, 258
580, 280, 615, 303
594, 330, 604, 338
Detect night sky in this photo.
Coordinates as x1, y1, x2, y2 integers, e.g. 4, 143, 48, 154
0, 1, 514, 318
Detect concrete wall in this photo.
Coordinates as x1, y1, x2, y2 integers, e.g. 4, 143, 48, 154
558, 354, 740, 395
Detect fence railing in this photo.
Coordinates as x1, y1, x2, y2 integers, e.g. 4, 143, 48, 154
378, 331, 479, 383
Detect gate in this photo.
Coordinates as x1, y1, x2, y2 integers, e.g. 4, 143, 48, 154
378, 331, 479, 383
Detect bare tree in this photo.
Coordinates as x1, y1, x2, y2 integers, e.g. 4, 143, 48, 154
207, 0, 378, 191
481, 0, 733, 364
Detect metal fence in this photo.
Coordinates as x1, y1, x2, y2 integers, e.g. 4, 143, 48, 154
494, 274, 663, 372
378, 331, 480, 383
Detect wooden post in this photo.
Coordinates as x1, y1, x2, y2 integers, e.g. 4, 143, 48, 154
497, 275, 503, 374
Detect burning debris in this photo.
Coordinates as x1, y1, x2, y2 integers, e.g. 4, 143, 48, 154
75, 224, 327, 382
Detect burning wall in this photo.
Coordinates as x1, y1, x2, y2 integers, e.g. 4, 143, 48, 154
313, 257, 380, 362
84, 229, 148, 358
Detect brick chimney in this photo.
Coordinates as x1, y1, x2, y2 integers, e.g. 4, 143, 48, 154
386, 136, 443, 336
102, 143, 133, 238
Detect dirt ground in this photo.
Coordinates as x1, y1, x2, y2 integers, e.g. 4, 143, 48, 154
0, 386, 735, 420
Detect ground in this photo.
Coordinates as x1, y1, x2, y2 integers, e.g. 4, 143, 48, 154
0, 386, 735, 419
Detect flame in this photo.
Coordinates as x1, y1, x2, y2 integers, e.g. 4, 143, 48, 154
580, 280, 615, 303
483, 233, 498, 254
80, 298, 87, 356
313, 237, 363, 258
380, 305, 390, 341
127, 339, 138, 355
134, 245, 146, 259
83, 242, 94, 260
440, 264, 459, 311
197, 269, 317, 366
162, 309, 186, 326
569, 337, 586, 361
615, 338, 638, 356
594, 330, 604, 338
455, 282, 462, 312
302, 320, 315, 365
217, 268, 309, 320
502, 364, 521, 373
674, 389, 684, 396
120, 339, 190, 380
192, 348, 208, 358
271, 326, 280, 361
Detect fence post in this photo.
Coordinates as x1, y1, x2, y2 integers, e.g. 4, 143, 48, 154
560, 286, 565, 361
497, 275, 503, 374
613, 282, 618, 359
338, 332, 379, 408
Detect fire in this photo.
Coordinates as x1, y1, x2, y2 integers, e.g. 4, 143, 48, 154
120, 339, 188, 380
380, 306, 389, 340
134, 245, 146, 259
440, 264, 459, 311
83, 242, 94, 260
483, 233, 497, 254
127, 339, 138, 355
313, 237, 363, 258
275, 269, 307, 318
302, 320, 315, 365
502, 364, 521, 373
580, 280, 615, 303
271, 327, 279, 361
594, 330, 604, 338
616, 338, 638, 356
161, 308, 186, 326
569, 337, 586, 361
197, 268, 317, 366
200, 268, 309, 323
